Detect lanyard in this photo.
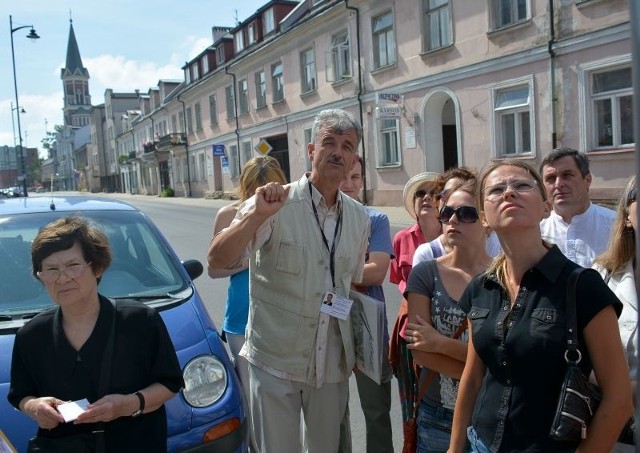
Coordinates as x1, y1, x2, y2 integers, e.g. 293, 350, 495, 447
309, 181, 342, 288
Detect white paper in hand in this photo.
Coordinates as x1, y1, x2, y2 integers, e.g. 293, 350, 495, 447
56, 399, 90, 422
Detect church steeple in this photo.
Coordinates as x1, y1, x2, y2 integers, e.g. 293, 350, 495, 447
61, 17, 91, 128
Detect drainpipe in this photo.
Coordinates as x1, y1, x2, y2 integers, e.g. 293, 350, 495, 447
345, 0, 367, 204
129, 128, 136, 194
225, 65, 242, 177
548, 0, 557, 149
177, 92, 192, 197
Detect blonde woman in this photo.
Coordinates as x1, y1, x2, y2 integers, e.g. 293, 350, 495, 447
206, 156, 286, 453
405, 179, 491, 452
449, 159, 631, 452
593, 176, 637, 452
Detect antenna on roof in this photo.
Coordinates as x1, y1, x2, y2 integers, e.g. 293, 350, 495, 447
234, 9, 239, 25
69, 9, 72, 24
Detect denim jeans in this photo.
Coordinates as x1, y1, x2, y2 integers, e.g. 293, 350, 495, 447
416, 399, 455, 453
466, 426, 491, 453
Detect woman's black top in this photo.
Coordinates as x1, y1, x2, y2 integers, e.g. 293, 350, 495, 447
459, 246, 622, 452
8, 295, 184, 452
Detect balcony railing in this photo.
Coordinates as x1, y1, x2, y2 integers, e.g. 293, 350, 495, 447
157, 133, 186, 150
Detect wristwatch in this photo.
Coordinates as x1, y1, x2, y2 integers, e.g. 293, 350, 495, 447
131, 391, 145, 417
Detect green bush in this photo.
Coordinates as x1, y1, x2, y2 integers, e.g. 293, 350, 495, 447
161, 187, 175, 197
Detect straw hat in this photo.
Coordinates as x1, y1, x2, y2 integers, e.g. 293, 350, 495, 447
402, 172, 439, 218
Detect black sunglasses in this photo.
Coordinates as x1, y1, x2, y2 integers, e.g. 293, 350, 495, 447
439, 205, 479, 224
627, 188, 636, 205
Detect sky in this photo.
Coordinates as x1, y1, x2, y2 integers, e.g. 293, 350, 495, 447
0, 0, 269, 157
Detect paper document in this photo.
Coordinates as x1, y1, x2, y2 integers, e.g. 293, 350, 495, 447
56, 399, 90, 422
349, 290, 386, 385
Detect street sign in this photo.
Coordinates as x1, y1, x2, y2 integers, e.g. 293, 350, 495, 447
213, 144, 225, 157
255, 139, 273, 155
377, 106, 402, 119
377, 93, 401, 103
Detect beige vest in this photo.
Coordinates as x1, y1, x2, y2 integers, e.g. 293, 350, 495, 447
244, 176, 369, 377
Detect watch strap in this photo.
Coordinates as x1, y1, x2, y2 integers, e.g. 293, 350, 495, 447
132, 391, 145, 417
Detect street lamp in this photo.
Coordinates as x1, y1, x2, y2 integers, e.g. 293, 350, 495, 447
10, 15, 40, 197
10, 102, 26, 147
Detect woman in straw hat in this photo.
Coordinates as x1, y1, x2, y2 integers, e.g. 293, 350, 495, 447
389, 172, 442, 451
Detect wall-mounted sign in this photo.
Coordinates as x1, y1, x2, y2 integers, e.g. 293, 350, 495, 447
212, 144, 225, 157
377, 106, 402, 119
255, 139, 273, 155
377, 93, 401, 103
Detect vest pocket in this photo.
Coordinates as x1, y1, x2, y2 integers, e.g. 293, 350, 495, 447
275, 241, 303, 276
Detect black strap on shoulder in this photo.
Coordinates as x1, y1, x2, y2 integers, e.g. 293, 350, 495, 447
565, 268, 586, 363
94, 298, 116, 453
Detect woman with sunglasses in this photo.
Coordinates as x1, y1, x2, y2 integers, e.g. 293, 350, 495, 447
404, 179, 491, 452
592, 176, 637, 452
448, 159, 631, 452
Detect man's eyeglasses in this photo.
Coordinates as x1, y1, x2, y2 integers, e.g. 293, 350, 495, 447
627, 188, 636, 206
37, 262, 92, 283
439, 205, 479, 224
483, 179, 538, 201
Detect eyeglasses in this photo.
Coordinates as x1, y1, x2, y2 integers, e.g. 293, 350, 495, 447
37, 262, 92, 283
414, 189, 429, 199
627, 188, 636, 206
439, 205, 479, 224
483, 179, 538, 201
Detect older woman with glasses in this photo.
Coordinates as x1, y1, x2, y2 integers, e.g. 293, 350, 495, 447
404, 179, 491, 452
448, 159, 631, 452
593, 176, 638, 452
8, 216, 184, 452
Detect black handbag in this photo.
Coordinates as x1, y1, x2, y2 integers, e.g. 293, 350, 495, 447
549, 268, 635, 445
27, 300, 117, 453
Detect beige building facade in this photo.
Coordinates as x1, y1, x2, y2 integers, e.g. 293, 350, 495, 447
111, 0, 633, 205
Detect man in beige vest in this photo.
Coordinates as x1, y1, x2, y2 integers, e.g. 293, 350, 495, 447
209, 109, 370, 452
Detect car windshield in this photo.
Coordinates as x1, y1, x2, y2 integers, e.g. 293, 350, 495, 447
0, 210, 190, 317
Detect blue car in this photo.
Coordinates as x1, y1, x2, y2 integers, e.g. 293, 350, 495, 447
0, 196, 246, 452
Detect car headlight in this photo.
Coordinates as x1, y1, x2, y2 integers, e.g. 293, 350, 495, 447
182, 355, 228, 407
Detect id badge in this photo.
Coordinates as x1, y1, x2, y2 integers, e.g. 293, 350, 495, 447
320, 291, 353, 320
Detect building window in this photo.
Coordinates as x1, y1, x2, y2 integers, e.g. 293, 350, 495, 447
242, 140, 253, 165
184, 68, 191, 84
235, 31, 244, 53
304, 128, 313, 171
492, 0, 528, 29
186, 107, 194, 134
195, 152, 204, 180
203, 56, 209, 74
238, 78, 249, 114
330, 31, 351, 81
226, 85, 236, 119
178, 111, 185, 133
372, 11, 396, 69
255, 70, 267, 109
378, 119, 400, 166
493, 83, 533, 156
301, 48, 317, 94
194, 102, 202, 131
228, 144, 240, 179
423, 0, 452, 51
248, 23, 256, 46
589, 66, 633, 149
192, 63, 199, 81
272, 62, 284, 103
209, 94, 218, 125
216, 46, 225, 64
263, 8, 275, 34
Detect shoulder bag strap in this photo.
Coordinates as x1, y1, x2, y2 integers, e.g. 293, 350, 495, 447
565, 268, 586, 361
414, 318, 469, 415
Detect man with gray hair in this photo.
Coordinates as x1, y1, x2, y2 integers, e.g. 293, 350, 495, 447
539, 147, 615, 267
210, 109, 370, 452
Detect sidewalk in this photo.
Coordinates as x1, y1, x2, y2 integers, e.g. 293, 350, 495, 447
88, 191, 414, 228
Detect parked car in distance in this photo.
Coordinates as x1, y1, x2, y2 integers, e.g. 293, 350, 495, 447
0, 196, 246, 452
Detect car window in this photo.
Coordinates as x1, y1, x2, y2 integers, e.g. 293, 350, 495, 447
0, 210, 189, 317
